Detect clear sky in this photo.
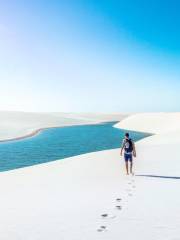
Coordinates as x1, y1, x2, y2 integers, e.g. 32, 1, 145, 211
0, 0, 180, 112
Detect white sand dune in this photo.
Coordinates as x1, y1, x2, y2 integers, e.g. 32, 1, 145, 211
0, 112, 180, 239
0, 111, 126, 141
114, 112, 180, 134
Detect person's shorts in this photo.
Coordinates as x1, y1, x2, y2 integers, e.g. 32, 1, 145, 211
124, 153, 133, 162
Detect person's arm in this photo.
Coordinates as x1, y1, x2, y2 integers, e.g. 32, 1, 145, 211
132, 142, 136, 157
120, 140, 125, 156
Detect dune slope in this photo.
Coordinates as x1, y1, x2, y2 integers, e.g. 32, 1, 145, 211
0, 111, 126, 141
0, 112, 179, 239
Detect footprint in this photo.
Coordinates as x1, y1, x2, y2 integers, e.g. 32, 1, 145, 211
128, 193, 133, 197
97, 226, 107, 232
116, 198, 122, 202
97, 228, 104, 232
115, 205, 122, 210
101, 214, 116, 219
126, 189, 132, 192
100, 226, 107, 229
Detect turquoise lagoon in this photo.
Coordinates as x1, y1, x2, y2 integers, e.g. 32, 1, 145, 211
0, 122, 150, 172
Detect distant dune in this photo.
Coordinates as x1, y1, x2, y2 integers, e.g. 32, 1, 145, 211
0, 112, 180, 239
0, 111, 127, 141
114, 112, 180, 134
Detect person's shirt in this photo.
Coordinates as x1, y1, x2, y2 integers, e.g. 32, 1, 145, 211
121, 138, 133, 154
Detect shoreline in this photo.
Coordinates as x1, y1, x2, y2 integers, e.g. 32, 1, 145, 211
0, 120, 118, 143
0, 112, 180, 239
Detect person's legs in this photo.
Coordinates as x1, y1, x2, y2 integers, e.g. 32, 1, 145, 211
125, 161, 129, 175
130, 161, 133, 174
124, 154, 129, 175
129, 155, 133, 175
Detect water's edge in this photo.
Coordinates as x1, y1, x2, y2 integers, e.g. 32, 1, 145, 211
0, 121, 114, 143
0, 122, 151, 172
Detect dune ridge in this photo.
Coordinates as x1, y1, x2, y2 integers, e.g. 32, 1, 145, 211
0, 112, 179, 239
0, 111, 126, 141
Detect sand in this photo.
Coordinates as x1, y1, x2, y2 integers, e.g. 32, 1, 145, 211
114, 112, 180, 134
0, 112, 179, 239
0, 111, 126, 141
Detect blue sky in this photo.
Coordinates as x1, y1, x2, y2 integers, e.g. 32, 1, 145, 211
0, 0, 179, 112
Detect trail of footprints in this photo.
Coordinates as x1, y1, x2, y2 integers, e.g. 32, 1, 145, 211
97, 178, 136, 233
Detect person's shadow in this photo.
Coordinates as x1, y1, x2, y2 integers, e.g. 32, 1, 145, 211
135, 174, 180, 179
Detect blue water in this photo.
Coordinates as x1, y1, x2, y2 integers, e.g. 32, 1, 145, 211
0, 122, 150, 172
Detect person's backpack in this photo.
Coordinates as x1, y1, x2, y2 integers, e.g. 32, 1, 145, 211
124, 138, 133, 153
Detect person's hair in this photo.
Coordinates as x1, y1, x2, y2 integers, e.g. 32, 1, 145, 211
125, 133, 129, 138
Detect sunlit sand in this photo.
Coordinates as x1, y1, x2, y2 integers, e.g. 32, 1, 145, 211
0, 112, 179, 239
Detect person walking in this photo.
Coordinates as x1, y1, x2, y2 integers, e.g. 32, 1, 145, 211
120, 133, 136, 175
